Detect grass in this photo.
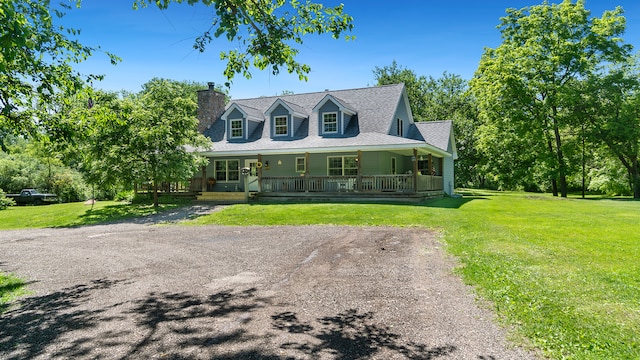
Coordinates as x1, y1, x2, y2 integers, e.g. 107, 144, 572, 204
187, 191, 640, 359
1, 191, 638, 358
0, 198, 186, 230
0, 273, 27, 313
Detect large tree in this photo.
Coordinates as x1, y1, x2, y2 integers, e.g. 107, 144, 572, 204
471, 0, 631, 197
577, 60, 640, 198
0, 0, 118, 143
134, 0, 354, 85
2, 0, 353, 146
373, 63, 484, 188
80, 79, 211, 207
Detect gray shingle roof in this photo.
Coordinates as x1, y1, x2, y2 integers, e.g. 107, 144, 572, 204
202, 84, 454, 156
414, 121, 454, 152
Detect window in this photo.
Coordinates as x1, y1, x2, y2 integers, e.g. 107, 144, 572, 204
323, 112, 337, 133
391, 157, 397, 175
274, 115, 288, 136
295, 157, 306, 173
396, 118, 403, 136
230, 119, 243, 138
327, 156, 357, 176
214, 160, 240, 182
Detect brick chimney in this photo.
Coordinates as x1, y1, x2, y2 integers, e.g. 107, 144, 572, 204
197, 82, 226, 133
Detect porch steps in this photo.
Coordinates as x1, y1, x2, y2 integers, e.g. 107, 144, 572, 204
195, 192, 256, 203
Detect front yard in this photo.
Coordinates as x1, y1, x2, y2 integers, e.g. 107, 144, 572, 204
1, 190, 639, 359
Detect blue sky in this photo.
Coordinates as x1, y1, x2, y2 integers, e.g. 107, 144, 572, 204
59, 1, 640, 99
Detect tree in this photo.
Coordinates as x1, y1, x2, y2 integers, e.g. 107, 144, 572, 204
0, 0, 119, 142
81, 79, 211, 207
471, 0, 631, 196
134, 0, 354, 85
373, 62, 484, 188
373, 61, 429, 121
577, 61, 640, 198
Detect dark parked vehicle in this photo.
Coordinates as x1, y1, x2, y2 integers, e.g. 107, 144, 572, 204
6, 189, 58, 205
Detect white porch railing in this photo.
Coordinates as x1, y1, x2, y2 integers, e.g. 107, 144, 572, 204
260, 175, 443, 193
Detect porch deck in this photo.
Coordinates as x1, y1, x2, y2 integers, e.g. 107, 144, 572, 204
261, 174, 443, 193
194, 175, 444, 203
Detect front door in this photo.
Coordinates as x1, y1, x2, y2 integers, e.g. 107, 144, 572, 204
245, 159, 259, 191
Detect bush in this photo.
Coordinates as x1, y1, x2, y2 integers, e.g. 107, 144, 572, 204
0, 189, 16, 210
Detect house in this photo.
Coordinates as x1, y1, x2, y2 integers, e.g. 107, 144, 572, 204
192, 82, 457, 202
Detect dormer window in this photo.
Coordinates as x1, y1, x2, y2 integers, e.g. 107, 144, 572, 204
274, 115, 288, 136
323, 112, 338, 133
230, 119, 243, 138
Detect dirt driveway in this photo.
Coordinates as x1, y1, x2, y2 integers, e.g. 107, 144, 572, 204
0, 220, 536, 359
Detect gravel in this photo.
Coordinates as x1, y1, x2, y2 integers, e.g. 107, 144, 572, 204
0, 207, 537, 359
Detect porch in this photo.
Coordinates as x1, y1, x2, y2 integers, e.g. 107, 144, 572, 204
260, 174, 443, 193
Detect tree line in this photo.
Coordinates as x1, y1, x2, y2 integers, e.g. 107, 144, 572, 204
376, 0, 640, 198
1, 0, 639, 204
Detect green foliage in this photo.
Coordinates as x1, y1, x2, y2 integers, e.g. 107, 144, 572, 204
0, 142, 90, 201
0, 189, 16, 210
75, 79, 212, 207
373, 62, 484, 188
0, 0, 119, 141
471, 0, 632, 197
133, 0, 354, 85
191, 191, 640, 359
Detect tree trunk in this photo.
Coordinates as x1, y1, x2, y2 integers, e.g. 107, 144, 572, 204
632, 157, 640, 199
153, 178, 159, 208
552, 112, 567, 197
547, 139, 559, 197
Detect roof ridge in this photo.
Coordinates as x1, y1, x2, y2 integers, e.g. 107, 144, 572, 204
230, 83, 404, 101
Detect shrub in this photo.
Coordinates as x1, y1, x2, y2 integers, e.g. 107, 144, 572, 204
0, 189, 16, 210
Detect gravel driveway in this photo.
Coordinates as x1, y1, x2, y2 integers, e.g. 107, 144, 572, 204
0, 211, 536, 359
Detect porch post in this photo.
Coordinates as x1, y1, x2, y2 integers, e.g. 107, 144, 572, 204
304, 152, 310, 192
201, 165, 207, 193
258, 154, 263, 192
357, 150, 362, 192
413, 148, 418, 193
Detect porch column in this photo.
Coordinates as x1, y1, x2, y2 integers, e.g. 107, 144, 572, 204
304, 152, 310, 192
258, 154, 263, 192
201, 165, 207, 193
413, 148, 418, 193
357, 150, 362, 192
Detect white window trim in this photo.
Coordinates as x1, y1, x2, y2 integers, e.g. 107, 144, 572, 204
327, 155, 357, 176
214, 159, 241, 183
322, 112, 338, 134
295, 157, 306, 173
396, 118, 403, 137
230, 118, 243, 139
274, 115, 288, 136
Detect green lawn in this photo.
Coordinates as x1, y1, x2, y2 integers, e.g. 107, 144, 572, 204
0, 200, 184, 230
188, 191, 640, 359
1, 191, 638, 358
0, 272, 27, 313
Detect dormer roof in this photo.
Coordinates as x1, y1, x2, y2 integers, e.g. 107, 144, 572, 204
265, 98, 307, 118
221, 103, 264, 122
312, 94, 357, 115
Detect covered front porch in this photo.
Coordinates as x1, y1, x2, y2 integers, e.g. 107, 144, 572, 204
261, 174, 443, 193
192, 147, 451, 202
